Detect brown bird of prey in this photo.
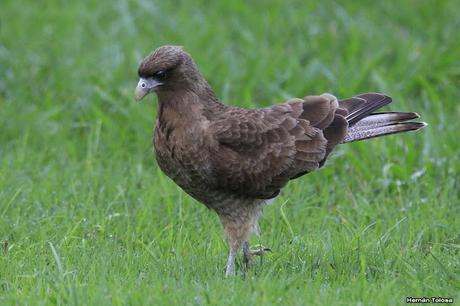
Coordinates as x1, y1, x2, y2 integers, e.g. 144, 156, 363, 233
134, 45, 426, 276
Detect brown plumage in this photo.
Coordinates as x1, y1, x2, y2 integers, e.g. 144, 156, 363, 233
134, 45, 426, 276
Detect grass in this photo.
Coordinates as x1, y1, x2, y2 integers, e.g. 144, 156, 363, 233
1, 0, 459, 304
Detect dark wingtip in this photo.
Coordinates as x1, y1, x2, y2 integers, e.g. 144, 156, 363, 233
356, 92, 393, 104
345, 93, 393, 125
403, 112, 420, 120
410, 121, 427, 129
398, 121, 428, 132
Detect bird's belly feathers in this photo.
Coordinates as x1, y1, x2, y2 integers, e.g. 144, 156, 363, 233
153, 126, 216, 204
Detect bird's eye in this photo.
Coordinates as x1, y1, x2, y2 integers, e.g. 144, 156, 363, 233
141, 82, 146, 88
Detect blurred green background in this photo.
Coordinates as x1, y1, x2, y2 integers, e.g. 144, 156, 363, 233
1, 0, 459, 305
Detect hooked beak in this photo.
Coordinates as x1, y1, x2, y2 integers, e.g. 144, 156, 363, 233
134, 77, 163, 101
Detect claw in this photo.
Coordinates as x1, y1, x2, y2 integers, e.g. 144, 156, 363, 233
242, 243, 271, 271
249, 247, 272, 256
249, 246, 271, 256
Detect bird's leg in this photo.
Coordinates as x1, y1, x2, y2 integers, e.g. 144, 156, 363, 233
220, 202, 265, 276
242, 241, 251, 270
225, 240, 239, 277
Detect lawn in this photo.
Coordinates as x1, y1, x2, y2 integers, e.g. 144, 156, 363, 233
1, 0, 459, 305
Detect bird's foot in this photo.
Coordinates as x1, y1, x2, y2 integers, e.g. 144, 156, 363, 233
248, 245, 272, 256
243, 243, 271, 270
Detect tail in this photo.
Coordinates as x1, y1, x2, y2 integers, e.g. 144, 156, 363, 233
339, 93, 427, 143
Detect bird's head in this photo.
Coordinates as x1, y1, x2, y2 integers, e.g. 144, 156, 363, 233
134, 45, 201, 101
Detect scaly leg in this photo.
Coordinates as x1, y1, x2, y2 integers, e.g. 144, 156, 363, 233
225, 240, 239, 277
242, 241, 251, 270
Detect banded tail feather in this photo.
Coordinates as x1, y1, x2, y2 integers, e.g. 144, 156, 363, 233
339, 93, 426, 143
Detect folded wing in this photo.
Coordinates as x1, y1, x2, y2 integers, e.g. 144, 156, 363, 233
210, 94, 343, 199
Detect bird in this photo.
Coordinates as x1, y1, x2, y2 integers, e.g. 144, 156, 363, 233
134, 45, 426, 276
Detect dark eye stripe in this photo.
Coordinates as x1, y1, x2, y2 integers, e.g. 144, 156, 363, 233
154, 70, 167, 79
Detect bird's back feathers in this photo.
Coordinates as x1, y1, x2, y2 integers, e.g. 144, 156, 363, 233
210, 95, 336, 199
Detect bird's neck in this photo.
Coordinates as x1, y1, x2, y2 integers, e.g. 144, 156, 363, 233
155, 85, 225, 129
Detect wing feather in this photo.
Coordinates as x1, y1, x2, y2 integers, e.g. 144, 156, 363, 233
209, 94, 345, 199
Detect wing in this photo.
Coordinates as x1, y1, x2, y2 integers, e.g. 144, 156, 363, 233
209, 93, 348, 199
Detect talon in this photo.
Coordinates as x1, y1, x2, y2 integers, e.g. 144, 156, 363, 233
249, 246, 271, 256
